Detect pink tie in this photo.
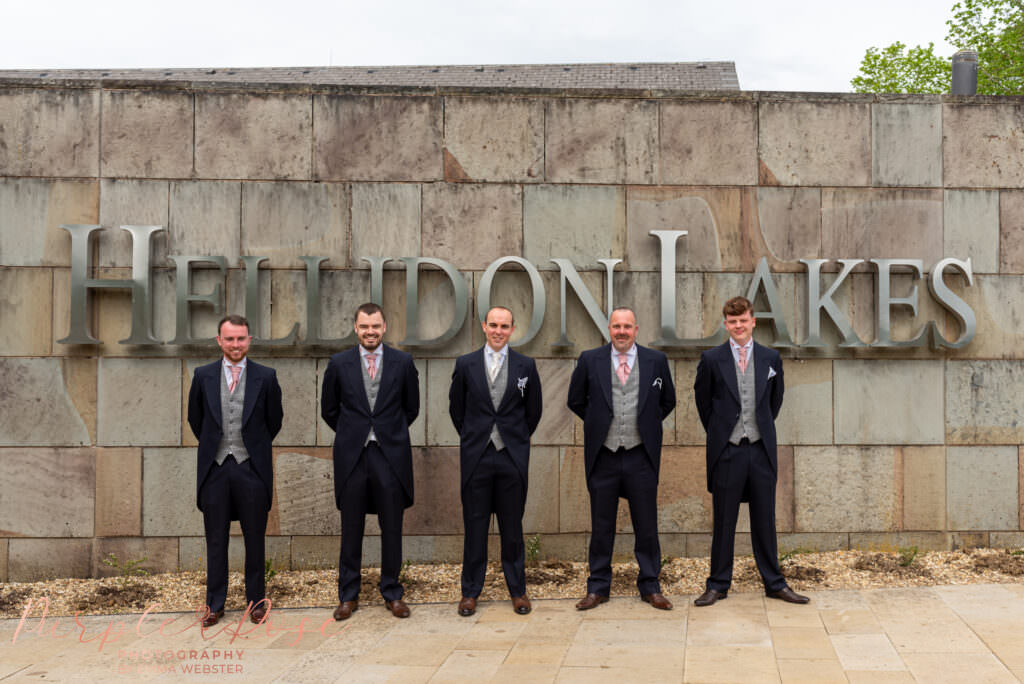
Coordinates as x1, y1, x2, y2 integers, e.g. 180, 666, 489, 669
229, 365, 241, 394
617, 353, 630, 386
737, 346, 748, 374
367, 353, 378, 379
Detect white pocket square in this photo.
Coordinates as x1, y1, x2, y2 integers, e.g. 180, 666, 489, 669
652, 377, 663, 389
767, 367, 777, 379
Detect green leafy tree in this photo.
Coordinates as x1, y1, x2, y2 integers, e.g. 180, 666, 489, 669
852, 0, 1024, 94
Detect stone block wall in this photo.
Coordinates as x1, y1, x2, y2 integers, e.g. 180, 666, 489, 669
2, 79, 1024, 579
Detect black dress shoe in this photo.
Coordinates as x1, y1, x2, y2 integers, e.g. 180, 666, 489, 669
694, 589, 727, 607
767, 587, 810, 604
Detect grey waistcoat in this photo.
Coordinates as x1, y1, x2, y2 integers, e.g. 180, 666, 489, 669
604, 356, 643, 451
488, 354, 508, 451
361, 355, 382, 445
216, 367, 249, 465
729, 353, 761, 445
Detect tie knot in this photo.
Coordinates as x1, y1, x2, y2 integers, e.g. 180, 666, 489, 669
618, 352, 628, 365
230, 365, 241, 379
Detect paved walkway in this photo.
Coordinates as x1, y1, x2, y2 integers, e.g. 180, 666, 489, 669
1, 584, 1022, 682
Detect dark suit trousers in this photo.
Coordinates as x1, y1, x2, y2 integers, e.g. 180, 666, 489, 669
586, 445, 661, 596
461, 444, 527, 598
338, 444, 405, 603
708, 440, 786, 593
200, 457, 269, 613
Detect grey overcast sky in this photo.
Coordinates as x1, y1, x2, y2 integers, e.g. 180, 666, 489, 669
2, 0, 956, 92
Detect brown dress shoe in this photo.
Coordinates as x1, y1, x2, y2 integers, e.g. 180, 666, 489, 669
201, 609, 224, 628
512, 595, 532, 615
386, 599, 411, 618
333, 600, 358, 621
250, 605, 268, 624
767, 587, 810, 604
642, 592, 673, 610
575, 593, 608, 611
458, 596, 477, 617
694, 589, 727, 607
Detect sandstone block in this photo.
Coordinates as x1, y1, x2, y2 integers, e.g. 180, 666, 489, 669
661, 101, 757, 185
559, 447, 589, 533
0, 178, 98, 267
314, 94, 442, 181
61, 357, 97, 443
443, 96, 544, 182
758, 101, 870, 186
422, 183, 522, 270
269, 358, 317, 447
775, 360, 832, 445
872, 103, 942, 187
98, 358, 181, 446
947, 446, 1018, 530
403, 535, 463, 563
180, 536, 290, 573
524, 185, 625, 269
142, 448, 205, 536
168, 181, 241, 263
657, 447, 712, 532
902, 447, 946, 531
8, 539, 92, 580
821, 189, 943, 268
94, 537, 179, 577
0, 358, 91, 446
426, 358, 458, 446
794, 446, 899, 532
0, 540, 6, 581
999, 191, 1024, 273
95, 447, 142, 536
776, 533, 849, 553
0, 267, 52, 355
291, 536, 341, 570
0, 448, 94, 537
351, 183, 421, 267
241, 181, 349, 269
944, 103, 1024, 188
0, 88, 99, 177
379, 268, 475, 358
990, 532, 1024, 548
756, 187, 821, 271
524, 446, 559, 534
274, 448, 338, 536
612, 271, 703, 348
946, 361, 1024, 444
96, 179, 170, 268
532, 359, 575, 446
944, 190, 998, 274
196, 92, 311, 180
674, 359, 705, 445
101, 89, 193, 178
545, 99, 657, 184
405, 447, 462, 534
951, 277, 1024, 360
834, 360, 944, 444
849, 532, 949, 552
411, 358, 427, 447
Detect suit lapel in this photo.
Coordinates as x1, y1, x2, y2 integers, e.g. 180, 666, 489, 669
636, 347, 651, 412
597, 344, 613, 410
344, 350, 372, 414
204, 364, 223, 428
468, 348, 492, 408
717, 343, 741, 404
498, 352, 520, 410
241, 363, 262, 426
753, 343, 769, 403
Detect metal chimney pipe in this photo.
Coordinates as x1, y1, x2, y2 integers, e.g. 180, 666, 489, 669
952, 49, 978, 95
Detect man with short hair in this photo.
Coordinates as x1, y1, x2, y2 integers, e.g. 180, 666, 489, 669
188, 314, 283, 627
449, 306, 543, 616
567, 307, 676, 611
322, 303, 420, 620
693, 296, 808, 606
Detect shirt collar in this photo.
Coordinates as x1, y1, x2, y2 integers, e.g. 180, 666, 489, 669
359, 345, 381, 359
485, 344, 508, 360
611, 344, 637, 365
729, 338, 753, 352
222, 357, 247, 369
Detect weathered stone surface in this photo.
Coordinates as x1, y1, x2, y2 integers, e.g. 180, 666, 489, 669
661, 101, 757, 185
61, 357, 97, 443
614, 272, 703, 348
546, 98, 658, 184
351, 183, 421, 267
756, 187, 821, 271
944, 190, 998, 274
524, 447, 560, 534
657, 447, 712, 532
776, 533, 850, 553
531, 359, 575, 446
270, 358, 318, 447
949, 277, 1024, 360
291, 535, 340, 570
758, 101, 871, 186
821, 189, 943, 267
405, 447, 462, 534
902, 447, 946, 532
0, 448, 94, 537
421, 183, 522, 270
0, 358, 91, 446
8, 539, 93, 580
944, 103, 1024, 188
0, 89, 99, 177
444, 96, 544, 182
777, 446, 795, 533
314, 94, 442, 181
403, 535, 464, 563
95, 447, 142, 536
1000, 190, 1024, 273
559, 447, 589, 533
0, 540, 6, 581
834, 361, 944, 445
0, 178, 98, 267
101, 90, 193, 178
274, 448, 338, 535
425, 358, 458, 447
143, 448, 205, 537
168, 181, 241, 263
179, 536, 290, 573
96, 179, 170, 268
947, 446, 1018, 530
94, 537, 179, 577
850, 532, 950, 552
872, 103, 942, 187
380, 268, 475, 359
991, 532, 1024, 548
98, 358, 180, 446
946, 361, 1024, 444
0, 267, 51, 355
524, 185, 625, 269
794, 446, 899, 532
776, 360, 832, 445
241, 182, 349, 269
674, 359, 705, 445
196, 92, 311, 179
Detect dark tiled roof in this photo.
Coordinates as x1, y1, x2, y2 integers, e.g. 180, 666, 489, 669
0, 62, 740, 91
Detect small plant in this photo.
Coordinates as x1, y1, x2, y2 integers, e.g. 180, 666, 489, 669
264, 559, 277, 585
1008, 549, 1024, 556
898, 546, 919, 567
660, 555, 673, 569
102, 553, 149, 589
779, 547, 813, 563
525, 535, 542, 567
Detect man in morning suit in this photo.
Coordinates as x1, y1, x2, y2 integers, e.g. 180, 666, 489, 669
187, 314, 283, 628
567, 307, 676, 611
693, 296, 808, 606
321, 303, 420, 620
449, 306, 543, 617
